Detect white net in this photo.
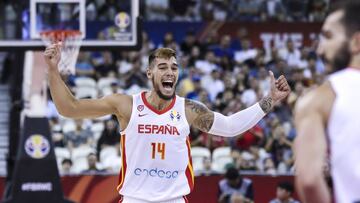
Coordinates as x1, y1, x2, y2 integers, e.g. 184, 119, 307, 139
40, 31, 83, 75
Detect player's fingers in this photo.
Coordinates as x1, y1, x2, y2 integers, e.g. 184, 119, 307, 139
55, 42, 61, 51
277, 79, 287, 87
44, 50, 54, 57
44, 50, 55, 57
279, 82, 288, 90
54, 46, 60, 57
46, 44, 57, 50
45, 47, 56, 54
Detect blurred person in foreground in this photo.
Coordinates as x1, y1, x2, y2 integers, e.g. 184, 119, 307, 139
269, 181, 299, 203
294, 1, 360, 202
44, 46, 290, 202
218, 167, 254, 203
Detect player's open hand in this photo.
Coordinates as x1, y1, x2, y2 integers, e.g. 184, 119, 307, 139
269, 71, 291, 104
44, 42, 62, 70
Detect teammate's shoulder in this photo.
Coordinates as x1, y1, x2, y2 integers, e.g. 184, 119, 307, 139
295, 81, 335, 113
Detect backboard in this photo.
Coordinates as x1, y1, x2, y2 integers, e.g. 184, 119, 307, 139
0, 0, 141, 50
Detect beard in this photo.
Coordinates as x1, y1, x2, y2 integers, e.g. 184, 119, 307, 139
323, 41, 351, 73
152, 77, 175, 100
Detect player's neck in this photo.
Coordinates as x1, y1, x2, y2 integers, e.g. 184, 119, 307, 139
349, 57, 360, 70
146, 91, 173, 111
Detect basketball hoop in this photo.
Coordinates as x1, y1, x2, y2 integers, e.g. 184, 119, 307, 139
40, 30, 83, 75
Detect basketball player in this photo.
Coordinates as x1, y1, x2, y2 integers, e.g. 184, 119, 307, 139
44, 47, 290, 203
294, 1, 360, 202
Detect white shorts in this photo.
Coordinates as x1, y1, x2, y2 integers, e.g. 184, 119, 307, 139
119, 196, 188, 203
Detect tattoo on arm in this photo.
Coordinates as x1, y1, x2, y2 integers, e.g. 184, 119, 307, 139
185, 99, 214, 132
259, 96, 273, 114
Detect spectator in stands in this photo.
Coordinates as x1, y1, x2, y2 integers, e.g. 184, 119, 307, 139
197, 157, 218, 176
268, 59, 292, 80
234, 39, 258, 64
60, 158, 73, 175
218, 167, 254, 203
212, 1, 229, 21
169, 0, 200, 22
231, 27, 248, 51
186, 75, 205, 100
211, 35, 234, 60
195, 50, 219, 75
258, 67, 271, 96
203, 29, 220, 48
232, 123, 264, 152
283, 0, 308, 21
263, 157, 277, 175
122, 59, 147, 89
237, 151, 257, 171
97, 118, 120, 160
81, 153, 104, 174
161, 31, 176, 48
278, 40, 301, 69
64, 119, 93, 150
51, 121, 65, 148
145, 0, 169, 21
94, 51, 117, 80
201, 69, 225, 101
180, 30, 201, 56
269, 181, 299, 203
233, 0, 262, 21
265, 118, 293, 172
259, 0, 286, 21
75, 52, 95, 78
248, 144, 270, 172
308, 0, 328, 22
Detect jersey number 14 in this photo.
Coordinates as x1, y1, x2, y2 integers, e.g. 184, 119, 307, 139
151, 142, 165, 160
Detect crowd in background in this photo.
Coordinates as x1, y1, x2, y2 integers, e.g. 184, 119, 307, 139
143, 0, 330, 22
84, 0, 331, 22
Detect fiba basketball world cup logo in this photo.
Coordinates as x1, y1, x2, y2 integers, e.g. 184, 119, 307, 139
25, 135, 50, 159
113, 12, 132, 41
115, 12, 131, 32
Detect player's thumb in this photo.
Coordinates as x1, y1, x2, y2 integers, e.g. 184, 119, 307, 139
269, 71, 275, 88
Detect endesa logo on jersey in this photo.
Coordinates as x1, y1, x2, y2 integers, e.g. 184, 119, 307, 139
134, 167, 179, 179
138, 124, 180, 136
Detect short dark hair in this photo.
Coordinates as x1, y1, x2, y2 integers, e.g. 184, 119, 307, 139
277, 181, 294, 193
333, 0, 360, 37
225, 167, 239, 180
148, 48, 177, 67
62, 158, 72, 165
88, 152, 96, 158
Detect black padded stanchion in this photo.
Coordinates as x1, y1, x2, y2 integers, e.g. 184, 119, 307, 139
2, 116, 74, 203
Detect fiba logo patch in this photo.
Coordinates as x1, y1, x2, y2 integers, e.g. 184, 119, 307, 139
114, 12, 131, 31
170, 110, 181, 121
25, 135, 50, 159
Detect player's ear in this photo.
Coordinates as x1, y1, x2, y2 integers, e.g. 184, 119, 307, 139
146, 67, 152, 79
350, 32, 360, 54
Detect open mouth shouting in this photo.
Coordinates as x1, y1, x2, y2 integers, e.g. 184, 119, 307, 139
161, 79, 175, 92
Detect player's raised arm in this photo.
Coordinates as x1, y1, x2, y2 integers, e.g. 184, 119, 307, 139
186, 71, 290, 136
293, 82, 333, 203
44, 43, 130, 119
